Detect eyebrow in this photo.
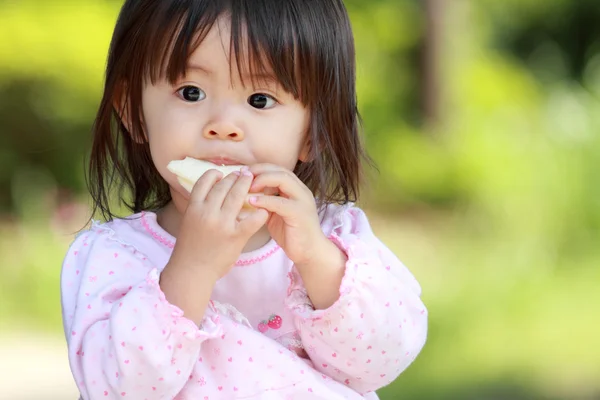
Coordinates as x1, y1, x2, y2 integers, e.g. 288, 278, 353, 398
186, 63, 279, 87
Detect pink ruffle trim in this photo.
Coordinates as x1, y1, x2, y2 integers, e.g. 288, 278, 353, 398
140, 213, 174, 249
285, 233, 361, 322
146, 268, 222, 340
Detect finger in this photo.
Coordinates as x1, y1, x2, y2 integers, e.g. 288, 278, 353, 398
248, 194, 296, 218
221, 169, 254, 214
248, 163, 286, 175
237, 208, 269, 235
248, 163, 298, 196
249, 171, 308, 200
189, 169, 224, 202
204, 171, 241, 208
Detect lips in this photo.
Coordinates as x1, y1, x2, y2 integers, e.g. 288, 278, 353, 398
204, 157, 244, 166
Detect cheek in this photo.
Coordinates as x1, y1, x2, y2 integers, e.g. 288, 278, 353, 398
141, 87, 191, 182
142, 87, 195, 143
276, 107, 309, 140
146, 108, 197, 151
290, 111, 310, 151
269, 109, 309, 164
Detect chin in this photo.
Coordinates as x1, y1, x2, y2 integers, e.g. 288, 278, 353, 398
168, 186, 191, 210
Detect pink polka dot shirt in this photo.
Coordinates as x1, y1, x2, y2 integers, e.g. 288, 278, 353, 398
61, 203, 427, 399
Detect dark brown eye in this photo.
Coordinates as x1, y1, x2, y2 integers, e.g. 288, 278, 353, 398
248, 93, 276, 109
177, 86, 205, 102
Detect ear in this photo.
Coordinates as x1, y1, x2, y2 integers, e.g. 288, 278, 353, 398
113, 84, 147, 144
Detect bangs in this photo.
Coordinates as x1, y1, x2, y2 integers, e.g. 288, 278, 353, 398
134, 0, 313, 104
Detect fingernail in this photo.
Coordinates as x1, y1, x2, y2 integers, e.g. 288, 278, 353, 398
248, 196, 258, 204
241, 168, 253, 177
232, 171, 241, 176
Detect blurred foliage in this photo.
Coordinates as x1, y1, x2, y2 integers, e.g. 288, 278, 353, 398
1, 0, 599, 399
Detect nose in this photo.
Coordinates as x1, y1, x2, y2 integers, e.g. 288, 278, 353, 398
202, 116, 244, 142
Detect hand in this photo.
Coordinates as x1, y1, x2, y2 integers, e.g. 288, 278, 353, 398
160, 168, 268, 324
168, 168, 269, 280
247, 164, 329, 267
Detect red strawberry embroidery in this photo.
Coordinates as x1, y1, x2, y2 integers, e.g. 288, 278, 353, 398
257, 321, 269, 333
267, 315, 282, 329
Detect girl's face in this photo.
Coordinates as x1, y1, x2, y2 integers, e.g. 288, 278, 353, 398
141, 16, 310, 210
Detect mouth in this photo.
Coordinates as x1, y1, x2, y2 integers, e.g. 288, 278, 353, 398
204, 157, 244, 166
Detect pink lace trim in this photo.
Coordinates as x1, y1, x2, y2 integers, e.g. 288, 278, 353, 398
235, 245, 281, 266
140, 212, 175, 249
285, 232, 354, 322
140, 211, 280, 266
145, 268, 222, 340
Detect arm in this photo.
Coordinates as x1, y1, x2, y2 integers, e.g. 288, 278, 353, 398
286, 205, 428, 394
293, 236, 347, 310
159, 260, 219, 325
61, 223, 222, 399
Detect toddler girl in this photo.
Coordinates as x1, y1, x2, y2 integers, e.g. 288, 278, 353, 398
61, 0, 428, 398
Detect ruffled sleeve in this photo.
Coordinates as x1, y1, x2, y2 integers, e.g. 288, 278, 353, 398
60, 222, 222, 399
285, 204, 428, 394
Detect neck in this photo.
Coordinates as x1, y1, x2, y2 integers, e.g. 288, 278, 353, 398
156, 200, 272, 253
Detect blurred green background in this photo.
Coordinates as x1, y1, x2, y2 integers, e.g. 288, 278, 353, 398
1, 0, 599, 399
